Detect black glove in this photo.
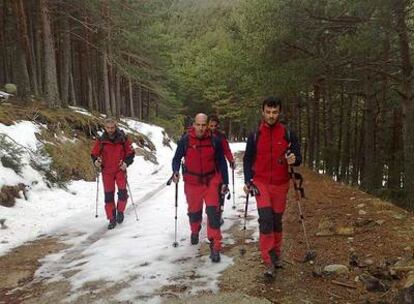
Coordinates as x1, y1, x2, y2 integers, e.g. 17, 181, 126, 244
221, 184, 229, 195
244, 182, 260, 196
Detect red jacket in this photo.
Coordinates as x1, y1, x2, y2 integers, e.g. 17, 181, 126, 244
91, 129, 135, 174
172, 127, 229, 185
251, 122, 290, 185
212, 130, 234, 163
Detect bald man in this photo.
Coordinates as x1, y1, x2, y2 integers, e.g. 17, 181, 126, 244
171, 113, 229, 262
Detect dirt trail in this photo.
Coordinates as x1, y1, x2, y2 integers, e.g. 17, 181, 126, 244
1, 166, 413, 304
214, 167, 414, 304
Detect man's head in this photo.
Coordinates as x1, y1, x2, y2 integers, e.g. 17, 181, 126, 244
104, 117, 117, 137
208, 114, 220, 132
193, 113, 208, 138
262, 96, 282, 126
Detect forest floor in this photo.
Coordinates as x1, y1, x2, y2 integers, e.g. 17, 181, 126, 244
1, 155, 414, 304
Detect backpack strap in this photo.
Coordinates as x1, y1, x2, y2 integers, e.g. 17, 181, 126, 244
284, 125, 291, 145
182, 133, 189, 156
251, 129, 260, 162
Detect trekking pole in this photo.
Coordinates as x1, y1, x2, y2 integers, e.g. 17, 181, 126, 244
231, 168, 236, 210
239, 193, 249, 256
167, 174, 179, 247
95, 170, 100, 218
290, 166, 316, 262
125, 172, 139, 221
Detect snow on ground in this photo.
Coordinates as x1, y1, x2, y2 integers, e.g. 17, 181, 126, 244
0, 114, 255, 303
0, 90, 12, 101
68, 106, 93, 117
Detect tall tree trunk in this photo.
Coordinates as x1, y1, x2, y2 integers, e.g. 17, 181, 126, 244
115, 71, 121, 117
306, 93, 312, 166
102, 48, 111, 116
40, 0, 60, 108
146, 87, 150, 120
34, 2, 43, 94
340, 94, 352, 182
321, 92, 327, 174
60, 12, 70, 107
69, 71, 76, 106
394, 0, 414, 209
361, 75, 380, 191
336, 87, 344, 180
388, 107, 403, 188
326, 82, 335, 176
10, 0, 30, 99
20, 2, 40, 95
87, 77, 93, 111
138, 84, 143, 120
0, 0, 5, 84
313, 83, 321, 171
109, 66, 117, 117
351, 100, 362, 185
129, 79, 135, 117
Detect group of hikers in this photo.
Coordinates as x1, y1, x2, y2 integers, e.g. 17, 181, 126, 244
91, 96, 302, 279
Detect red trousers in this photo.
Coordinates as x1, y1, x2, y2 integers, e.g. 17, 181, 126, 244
254, 181, 289, 265
184, 174, 222, 251
102, 170, 128, 220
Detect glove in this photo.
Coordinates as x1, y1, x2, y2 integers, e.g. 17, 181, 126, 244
221, 184, 229, 195
119, 161, 127, 171
229, 161, 236, 170
243, 182, 260, 196
286, 150, 296, 165
172, 172, 180, 183
94, 157, 102, 169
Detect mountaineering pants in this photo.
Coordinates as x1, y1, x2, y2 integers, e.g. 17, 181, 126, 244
254, 181, 289, 265
184, 173, 222, 251
102, 170, 128, 220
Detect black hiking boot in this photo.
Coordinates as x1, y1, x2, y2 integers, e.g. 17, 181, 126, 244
210, 250, 221, 263
274, 256, 283, 268
269, 249, 283, 269
116, 211, 124, 224
263, 264, 275, 280
108, 219, 117, 230
190, 233, 199, 245
209, 240, 221, 263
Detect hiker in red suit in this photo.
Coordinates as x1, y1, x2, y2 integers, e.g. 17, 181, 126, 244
171, 113, 229, 263
243, 96, 301, 279
91, 118, 135, 229
208, 114, 235, 170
